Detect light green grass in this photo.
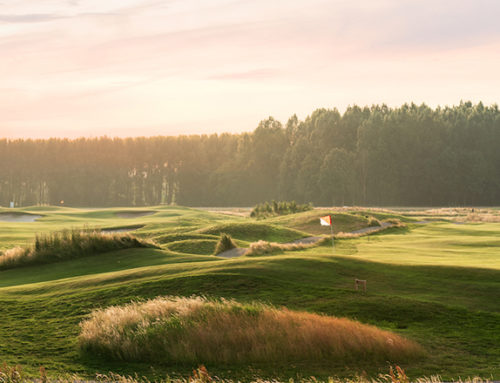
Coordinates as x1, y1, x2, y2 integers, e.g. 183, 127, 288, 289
298, 222, 500, 269
267, 209, 394, 235
0, 206, 498, 380
0, 206, 239, 250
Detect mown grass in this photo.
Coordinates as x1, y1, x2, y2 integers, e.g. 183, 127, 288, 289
0, 206, 233, 250
153, 233, 219, 245
0, 206, 498, 380
0, 251, 498, 379
269, 210, 375, 235
196, 222, 309, 242
167, 239, 219, 255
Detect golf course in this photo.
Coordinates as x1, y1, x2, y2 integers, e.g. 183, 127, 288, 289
0, 205, 498, 380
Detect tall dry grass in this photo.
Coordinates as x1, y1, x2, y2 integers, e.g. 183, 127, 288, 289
405, 207, 500, 222
0, 228, 156, 270
79, 296, 424, 364
213, 233, 237, 255
459, 212, 500, 223
244, 240, 320, 256
0, 363, 491, 383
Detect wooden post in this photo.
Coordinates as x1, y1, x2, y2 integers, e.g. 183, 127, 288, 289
354, 279, 367, 292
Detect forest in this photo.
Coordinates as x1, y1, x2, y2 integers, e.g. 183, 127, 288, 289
1, 101, 499, 207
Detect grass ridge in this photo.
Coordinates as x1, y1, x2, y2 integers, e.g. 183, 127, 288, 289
0, 228, 157, 270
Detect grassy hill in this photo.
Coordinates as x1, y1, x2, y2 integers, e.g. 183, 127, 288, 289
0, 206, 498, 380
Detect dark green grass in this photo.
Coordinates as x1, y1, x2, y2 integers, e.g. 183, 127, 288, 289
167, 239, 219, 255
0, 248, 219, 288
0, 207, 498, 380
0, 249, 498, 379
153, 233, 219, 244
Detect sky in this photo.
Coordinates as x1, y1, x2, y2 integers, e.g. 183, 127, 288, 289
1, 0, 500, 138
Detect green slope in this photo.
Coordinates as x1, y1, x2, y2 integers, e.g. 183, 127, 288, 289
0, 207, 498, 380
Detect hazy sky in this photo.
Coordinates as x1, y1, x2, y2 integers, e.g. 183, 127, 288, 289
1, 0, 499, 138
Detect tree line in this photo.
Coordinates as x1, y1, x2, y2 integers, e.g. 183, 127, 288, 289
1, 101, 499, 207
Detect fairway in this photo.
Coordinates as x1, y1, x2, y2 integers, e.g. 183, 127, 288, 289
0, 206, 498, 380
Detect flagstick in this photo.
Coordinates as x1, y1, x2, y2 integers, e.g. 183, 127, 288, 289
330, 220, 334, 250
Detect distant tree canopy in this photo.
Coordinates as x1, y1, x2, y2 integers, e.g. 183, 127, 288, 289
1, 102, 499, 207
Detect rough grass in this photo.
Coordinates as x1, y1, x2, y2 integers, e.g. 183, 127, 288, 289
0, 363, 490, 383
79, 296, 424, 365
0, 229, 157, 270
213, 233, 237, 255
367, 217, 382, 227
244, 240, 320, 256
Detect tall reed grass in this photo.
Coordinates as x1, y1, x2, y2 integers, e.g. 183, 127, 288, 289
244, 239, 320, 256
213, 233, 237, 255
0, 363, 490, 383
0, 228, 157, 270
79, 296, 424, 365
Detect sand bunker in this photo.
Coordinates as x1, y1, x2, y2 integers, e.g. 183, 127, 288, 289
115, 211, 155, 219
217, 248, 247, 258
349, 221, 392, 234
0, 213, 42, 222
217, 236, 322, 258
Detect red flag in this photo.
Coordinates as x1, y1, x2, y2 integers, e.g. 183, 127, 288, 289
319, 215, 332, 226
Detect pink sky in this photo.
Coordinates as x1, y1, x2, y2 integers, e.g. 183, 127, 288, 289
1, 0, 500, 138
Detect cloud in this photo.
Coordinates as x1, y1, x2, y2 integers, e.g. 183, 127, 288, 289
0, 13, 62, 23
335, 0, 500, 51
1, 0, 500, 138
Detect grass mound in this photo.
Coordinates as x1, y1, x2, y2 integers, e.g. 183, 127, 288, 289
213, 233, 237, 255
367, 216, 382, 227
197, 222, 307, 242
270, 211, 371, 235
79, 296, 424, 365
153, 233, 218, 244
115, 210, 156, 218
0, 229, 157, 270
167, 239, 218, 255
